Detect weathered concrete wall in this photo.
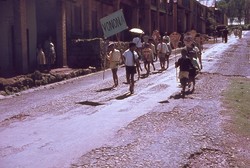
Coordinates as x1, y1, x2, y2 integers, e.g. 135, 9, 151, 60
0, 0, 14, 77
68, 38, 103, 69
68, 38, 129, 70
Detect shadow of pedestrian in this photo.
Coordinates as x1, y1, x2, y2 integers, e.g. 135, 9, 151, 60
76, 101, 104, 106
115, 92, 132, 100
170, 91, 195, 99
140, 73, 149, 79
96, 86, 115, 92
159, 100, 170, 103
152, 71, 161, 74
170, 93, 184, 99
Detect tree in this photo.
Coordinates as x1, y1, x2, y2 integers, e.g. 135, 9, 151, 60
245, 0, 250, 24
216, 0, 249, 25
229, 0, 245, 24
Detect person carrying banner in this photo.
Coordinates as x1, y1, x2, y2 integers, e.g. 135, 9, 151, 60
107, 42, 122, 87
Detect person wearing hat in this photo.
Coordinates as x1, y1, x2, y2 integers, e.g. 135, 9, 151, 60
107, 42, 122, 87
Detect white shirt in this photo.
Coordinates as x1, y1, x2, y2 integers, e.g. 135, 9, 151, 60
132, 37, 142, 48
108, 49, 121, 62
157, 42, 169, 54
123, 49, 139, 66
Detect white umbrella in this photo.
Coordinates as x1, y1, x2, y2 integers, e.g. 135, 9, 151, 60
129, 28, 144, 34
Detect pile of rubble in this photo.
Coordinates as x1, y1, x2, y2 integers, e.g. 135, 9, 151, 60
0, 67, 96, 96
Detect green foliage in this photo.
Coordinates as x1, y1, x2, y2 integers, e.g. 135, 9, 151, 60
223, 78, 250, 136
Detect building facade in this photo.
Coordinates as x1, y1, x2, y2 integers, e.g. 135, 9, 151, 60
0, 0, 226, 77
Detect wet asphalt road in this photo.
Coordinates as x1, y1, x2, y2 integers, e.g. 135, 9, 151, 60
0, 31, 250, 168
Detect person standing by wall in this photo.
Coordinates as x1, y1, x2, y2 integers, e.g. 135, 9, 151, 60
106, 43, 122, 88
36, 44, 46, 72
122, 42, 139, 94
44, 36, 56, 71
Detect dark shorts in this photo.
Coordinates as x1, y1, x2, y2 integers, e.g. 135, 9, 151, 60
189, 68, 197, 79
159, 53, 166, 62
126, 66, 136, 75
165, 53, 170, 59
144, 60, 151, 64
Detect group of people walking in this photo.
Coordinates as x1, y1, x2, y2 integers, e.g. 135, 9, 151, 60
106, 31, 203, 96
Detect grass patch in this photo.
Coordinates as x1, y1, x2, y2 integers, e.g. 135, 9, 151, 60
223, 77, 250, 136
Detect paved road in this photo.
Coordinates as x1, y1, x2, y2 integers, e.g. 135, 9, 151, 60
0, 32, 249, 168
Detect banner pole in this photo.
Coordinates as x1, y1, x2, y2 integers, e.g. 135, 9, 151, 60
103, 38, 109, 80
175, 48, 178, 81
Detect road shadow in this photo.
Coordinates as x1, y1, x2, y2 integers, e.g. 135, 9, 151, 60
159, 100, 170, 103
140, 73, 149, 79
170, 93, 184, 99
96, 86, 115, 92
152, 70, 162, 74
115, 92, 132, 100
169, 90, 195, 99
76, 101, 104, 106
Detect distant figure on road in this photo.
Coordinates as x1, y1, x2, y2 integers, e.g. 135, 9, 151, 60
213, 30, 218, 43
157, 37, 169, 70
132, 35, 143, 79
223, 28, 229, 43
148, 38, 157, 62
122, 42, 140, 94
194, 34, 203, 69
107, 43, 122, 88
142, 43, 155, 76
238, 27, 242, 39
163, 32, 171, 43
152, 29, 161, 45
163, 36, 172, 69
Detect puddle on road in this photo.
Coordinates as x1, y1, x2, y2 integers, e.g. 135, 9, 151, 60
76, 101, 104, 106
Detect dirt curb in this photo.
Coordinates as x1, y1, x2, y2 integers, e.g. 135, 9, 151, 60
0, 68, 96, 96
